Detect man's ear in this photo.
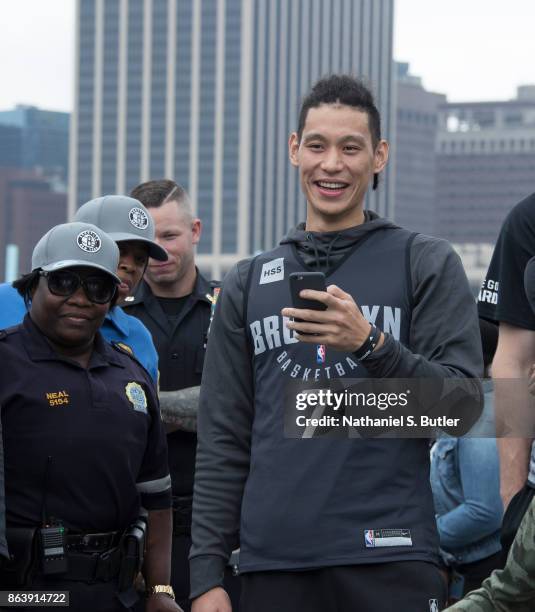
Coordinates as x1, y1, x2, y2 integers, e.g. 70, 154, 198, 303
288, 132, 300, 167
373, 139, 389, 174
191, 218, 202, 245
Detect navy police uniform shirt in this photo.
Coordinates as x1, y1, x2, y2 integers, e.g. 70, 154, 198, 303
0, 315, 171, 533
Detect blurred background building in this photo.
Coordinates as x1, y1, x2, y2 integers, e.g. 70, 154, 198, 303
0, 106, 68, 280
393, 64, 535, 293
0, 106, 69, 182
394, 62, 446, 235
2, 3, 534, 288
70, 0, 395, 278
435, 86, 535, 244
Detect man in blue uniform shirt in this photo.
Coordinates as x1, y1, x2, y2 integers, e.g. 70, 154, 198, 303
0, 195, 166, 383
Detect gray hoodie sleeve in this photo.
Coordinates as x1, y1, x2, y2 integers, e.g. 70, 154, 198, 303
189, 259, 254, 599
364, 234, 483, 380
363, 235, 483, 431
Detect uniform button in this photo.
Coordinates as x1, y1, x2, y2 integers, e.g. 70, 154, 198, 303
171, 353, 179, 359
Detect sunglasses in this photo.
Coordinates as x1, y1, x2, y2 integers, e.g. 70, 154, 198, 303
39, 270, 117, 304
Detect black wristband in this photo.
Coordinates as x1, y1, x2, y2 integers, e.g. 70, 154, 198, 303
352, 324, 381, 361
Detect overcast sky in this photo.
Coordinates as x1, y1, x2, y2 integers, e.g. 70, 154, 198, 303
395, 0, 535, 101
0, 0, 534, 112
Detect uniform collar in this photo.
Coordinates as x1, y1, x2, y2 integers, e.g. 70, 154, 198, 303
105, 305, 129, 336
20, 313, 124, 369
127, 270, 213, 306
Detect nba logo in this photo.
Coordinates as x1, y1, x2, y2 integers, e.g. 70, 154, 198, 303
364, 530, 375, 548
316, 344, 326, 364
429, 600, 439, 612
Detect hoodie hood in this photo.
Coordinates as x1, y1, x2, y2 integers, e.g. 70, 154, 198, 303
280, 211, 400, 273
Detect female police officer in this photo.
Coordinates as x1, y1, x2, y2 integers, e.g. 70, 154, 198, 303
0, 195, 167, 383
0, 222, 180, 612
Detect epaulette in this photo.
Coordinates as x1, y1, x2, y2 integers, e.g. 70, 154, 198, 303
111, 341, 148, 372
0, 326, 20, 340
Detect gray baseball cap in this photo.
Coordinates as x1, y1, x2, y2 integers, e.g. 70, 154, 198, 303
32, 222, 121, 283
74, 195, 168, 261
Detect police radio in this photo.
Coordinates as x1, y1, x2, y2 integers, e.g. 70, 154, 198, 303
38, 456, 68, 575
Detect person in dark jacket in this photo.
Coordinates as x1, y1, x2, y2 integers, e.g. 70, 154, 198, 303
189, 75, 482, 612
125, 180, 238, 612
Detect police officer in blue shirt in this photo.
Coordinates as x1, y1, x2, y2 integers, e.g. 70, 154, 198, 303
0, 222, 180, 611
0, 195, 167, 383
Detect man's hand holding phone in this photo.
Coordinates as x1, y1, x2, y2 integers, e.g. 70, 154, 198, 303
283, 272, 384, 354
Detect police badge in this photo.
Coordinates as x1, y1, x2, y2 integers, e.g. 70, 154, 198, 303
125, 382, 148, 413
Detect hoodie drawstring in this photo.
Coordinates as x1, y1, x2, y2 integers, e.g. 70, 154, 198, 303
306, 232, 322, 271
306, 232, 342, 274
324, 233, 341, 273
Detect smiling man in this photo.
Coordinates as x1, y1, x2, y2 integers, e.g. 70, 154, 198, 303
189, 75, 483, 612
125, 180, 235, 612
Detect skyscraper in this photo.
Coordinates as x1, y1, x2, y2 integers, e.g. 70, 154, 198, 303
71, 0, 394, 277
394, 63, 445, 234
0, 106, 69, 181
0, 106, 69, 280
435, 88, 535, 244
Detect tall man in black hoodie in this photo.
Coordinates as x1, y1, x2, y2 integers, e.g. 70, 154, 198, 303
190, 75, 483, 612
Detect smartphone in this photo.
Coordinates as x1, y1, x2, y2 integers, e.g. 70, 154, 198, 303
289, 272, 328, 319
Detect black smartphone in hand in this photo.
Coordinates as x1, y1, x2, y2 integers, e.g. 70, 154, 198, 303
289, 272, 328, 321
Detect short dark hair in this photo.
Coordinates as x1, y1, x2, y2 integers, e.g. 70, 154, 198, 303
130, 179, 188, 209
12, 270, 41, 309
297, 75, 382, 189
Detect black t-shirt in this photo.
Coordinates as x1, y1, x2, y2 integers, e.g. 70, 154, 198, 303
478, 192, 535, 330
157, 296, 190, 323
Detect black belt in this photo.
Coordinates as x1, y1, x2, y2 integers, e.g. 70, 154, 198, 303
58, 547, 123, 583
67, 531, 122, 552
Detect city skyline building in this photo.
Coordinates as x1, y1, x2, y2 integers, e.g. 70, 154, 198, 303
394, 62, 446, 234
0, 106, 69, 281
71, 0, 395, 277
0, 168, 67, 279
0, 106, 69, 182
435, 86, 535, 244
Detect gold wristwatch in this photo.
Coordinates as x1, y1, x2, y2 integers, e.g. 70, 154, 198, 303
148, 584, 175, 599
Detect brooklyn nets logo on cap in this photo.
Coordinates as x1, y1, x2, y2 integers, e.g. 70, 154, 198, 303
129, 207, 149, 230
77, 229, 102, 253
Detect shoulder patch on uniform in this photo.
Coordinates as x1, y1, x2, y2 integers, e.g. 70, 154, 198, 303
116, 341, 133, 355
112, 341, 137, 358
111, 341, 151, 377
0, 326, 19, 340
